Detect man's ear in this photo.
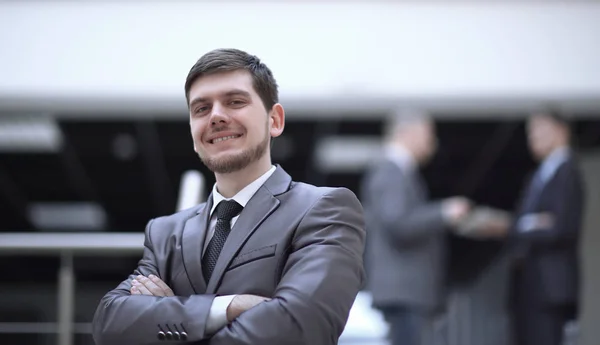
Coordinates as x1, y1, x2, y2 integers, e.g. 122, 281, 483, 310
269, 103, 285, 138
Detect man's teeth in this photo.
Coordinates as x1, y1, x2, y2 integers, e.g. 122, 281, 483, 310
213, 135, 238, 143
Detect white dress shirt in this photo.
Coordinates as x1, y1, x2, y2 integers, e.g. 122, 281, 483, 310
204, 165, 277, 335
536, 146, 570, 185
385, 143, 417, 174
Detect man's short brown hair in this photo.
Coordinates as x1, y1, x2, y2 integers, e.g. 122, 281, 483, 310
184, 48, 279, 111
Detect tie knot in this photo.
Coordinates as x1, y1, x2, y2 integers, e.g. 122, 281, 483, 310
216, 200, 243, 221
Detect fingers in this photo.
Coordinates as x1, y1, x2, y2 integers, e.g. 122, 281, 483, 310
149, 275, 175, 297
132, 279, 153, 295
130, 286, 142, 295
136, 275, 164, 295
244, 295, 271, 308
535, 212, 555, 229
130, 275, 172, 296
227, 294, 271, 321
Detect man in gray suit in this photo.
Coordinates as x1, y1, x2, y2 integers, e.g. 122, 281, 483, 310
92, 48, 366, 345
361, 112, 471, 345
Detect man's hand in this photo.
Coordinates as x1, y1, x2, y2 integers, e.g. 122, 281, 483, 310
443, 196, 472, 226
226, 294, 271, 321
479, 217, 511, 238
130, 275, 174, 297
533, 212, 555, 230
517, 212, 555, 233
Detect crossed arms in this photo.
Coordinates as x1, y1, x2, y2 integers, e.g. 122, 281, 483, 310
92, 188, 366, 345
513, 164, 584, 245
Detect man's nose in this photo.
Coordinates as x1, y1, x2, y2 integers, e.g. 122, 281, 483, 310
209, 104, 228, 125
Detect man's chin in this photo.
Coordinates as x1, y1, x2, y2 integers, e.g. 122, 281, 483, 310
201, 155, 251, 174
200, 149, 237, 162
198, 137, 269, 174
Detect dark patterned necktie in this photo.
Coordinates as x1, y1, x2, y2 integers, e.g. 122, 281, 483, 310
202, 200, 243, 282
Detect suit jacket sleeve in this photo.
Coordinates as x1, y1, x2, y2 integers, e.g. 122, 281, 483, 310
365, 164, 446, 244
92, 219, 216, 345
513, 163, 584, 246
204, 187, 366, 345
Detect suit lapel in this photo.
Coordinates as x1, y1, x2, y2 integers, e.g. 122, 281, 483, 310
205, 165, 290, 293
206, 187, 279, 293
409, 169, 427, 201
388, 159, 426, 201
181, 197, 213, 294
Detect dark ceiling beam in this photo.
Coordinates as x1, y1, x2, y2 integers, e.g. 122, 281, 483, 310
57, 134, 113, 230
58, 138, 101, 203
135, 121, 175, 216
0, 163, 30, 226
456, 121, 520, 196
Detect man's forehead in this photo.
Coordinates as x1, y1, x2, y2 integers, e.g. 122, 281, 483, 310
190, 70, 254, 97
530, 115, 557, 128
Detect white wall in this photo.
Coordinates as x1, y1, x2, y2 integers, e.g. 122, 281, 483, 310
1, 1, 600, 113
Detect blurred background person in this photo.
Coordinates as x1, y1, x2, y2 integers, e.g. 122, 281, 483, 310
361, 111, 472, 345
508, 110, 585, 345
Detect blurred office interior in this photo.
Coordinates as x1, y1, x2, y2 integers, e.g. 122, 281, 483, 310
1, 1, 600, 345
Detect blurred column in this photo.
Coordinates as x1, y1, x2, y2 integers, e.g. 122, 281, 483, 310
57, 251, 74, 345
177, 170, 205, 211
579, 151, 600, 345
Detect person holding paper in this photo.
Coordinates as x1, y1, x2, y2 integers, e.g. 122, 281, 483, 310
361, 111, 472, 345
509, 110, 585, 345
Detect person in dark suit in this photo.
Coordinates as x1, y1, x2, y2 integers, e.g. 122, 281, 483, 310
509, 110, 585, 345
92, 48, 366, 345
361, 111, 472, 345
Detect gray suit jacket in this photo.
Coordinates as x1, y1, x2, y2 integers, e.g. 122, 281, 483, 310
92, 166, 366, 345
361, 159, 447, 310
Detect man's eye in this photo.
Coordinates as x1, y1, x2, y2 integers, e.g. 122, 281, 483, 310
230, 100, 245, 106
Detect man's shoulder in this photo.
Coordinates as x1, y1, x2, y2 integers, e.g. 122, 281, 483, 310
288, 181, 358, 204
362, 157, 403, 183
366, 157, 399, 173
146, 203, 206, 232
551, 155, 583, 181
286, 182, 364, 228
564, 155, 583, 173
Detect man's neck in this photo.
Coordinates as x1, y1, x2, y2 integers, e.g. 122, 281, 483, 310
214, 156, 273, 198
390, 140, 419, 166
540, 143, 569, 162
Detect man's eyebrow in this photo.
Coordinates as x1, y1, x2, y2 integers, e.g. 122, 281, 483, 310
189, 89, 252, 108
223, 89, 252, 98
189, 98, 207, 109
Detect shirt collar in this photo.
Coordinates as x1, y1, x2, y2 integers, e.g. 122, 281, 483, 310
385, 143, 417, 173
538, 146, 570, 183
210, 165, 276, 216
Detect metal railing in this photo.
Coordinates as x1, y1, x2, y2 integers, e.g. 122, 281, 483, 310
0, 169, 206, 345
0, 232, 145, 345
0, 233, 391, 345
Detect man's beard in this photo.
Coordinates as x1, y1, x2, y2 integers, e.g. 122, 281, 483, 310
199, 132, 270, 174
